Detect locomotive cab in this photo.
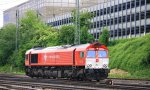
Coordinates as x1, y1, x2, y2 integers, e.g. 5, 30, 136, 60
84, 42, 110, 80
85, 48, 109, 69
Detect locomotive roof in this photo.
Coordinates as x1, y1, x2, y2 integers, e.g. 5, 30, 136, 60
42, 43, 90, 51
70, 43, 90, 48
25, 43, 90, 54
25, 42, 106, 54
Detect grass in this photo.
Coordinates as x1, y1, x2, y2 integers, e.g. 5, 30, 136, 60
108, 34, 150, 79
0, 65, 25, 75
108, 69, 132, 79
108, 69, 150, 80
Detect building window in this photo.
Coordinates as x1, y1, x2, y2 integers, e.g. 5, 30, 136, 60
107, 7, 110, 13
127, 2, 130, 9
118, 4, 122, 11
114, 5, 118, 12
111, 6, 113, 13
136, 0, 140, 6
123, 3, 126, 10
131, 1, 135, 8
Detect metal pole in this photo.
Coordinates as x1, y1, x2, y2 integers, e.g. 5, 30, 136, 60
113, 0, 115, 40
134, 0, 136, 37
121, 0, 123, 39
99, 1, 101, 37
117, 0, 119, 39
77, 0, 80, 44
106, 0, 108, 26
109, 0, 112, 40
144, 0, 147, 35
14, 9, 19, 72
129, 0, 132, 38
139, 0, 141, 36
16, 9, 19, 51
74, 0, 80, 45
125, 0, 127, 38
96, 4, 98, 39
102, 0, 104, 29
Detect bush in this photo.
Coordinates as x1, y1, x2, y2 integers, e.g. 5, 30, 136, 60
99, 27, 109, 46
109, 34, 150, 78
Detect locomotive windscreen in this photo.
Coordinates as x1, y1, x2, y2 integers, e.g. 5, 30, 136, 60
87, 50, 96, 58
98, 50, 107, 58
31, 54, 38, 63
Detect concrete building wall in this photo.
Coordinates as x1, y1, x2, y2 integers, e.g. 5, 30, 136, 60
3, 0, 150, 40
48, 0, 150, 40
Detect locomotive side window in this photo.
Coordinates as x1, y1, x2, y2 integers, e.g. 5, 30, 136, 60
98, 50, 107, 58
31, 54, 38, 63
25, 54, 28, 60
87, 50, 96, 58
80, 52, 84, 58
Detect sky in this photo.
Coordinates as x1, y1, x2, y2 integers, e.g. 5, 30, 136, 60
0, 0, 28, 28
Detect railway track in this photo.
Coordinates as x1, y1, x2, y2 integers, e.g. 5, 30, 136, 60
0, 79, 104, 90
0, 74, 150, 90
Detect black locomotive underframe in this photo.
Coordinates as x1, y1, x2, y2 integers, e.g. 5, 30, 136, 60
25, 66, 109, 81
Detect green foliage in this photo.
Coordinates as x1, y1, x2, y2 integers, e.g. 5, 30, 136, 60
71, 10, 93, 28
109, 34, 150, 78
13, 10, 58, 69
20, 10, 51, 46
20, 10, 58, 47
99, 27, 109, 46
0, 24, 16, 65
71, 10, 94, 44
80, 26, 94, 44
0, 64, 24, 74
1, 10, 59, 70
58, 25, 75, 44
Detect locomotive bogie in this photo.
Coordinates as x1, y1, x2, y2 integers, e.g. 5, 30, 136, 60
25, 66, 109, 80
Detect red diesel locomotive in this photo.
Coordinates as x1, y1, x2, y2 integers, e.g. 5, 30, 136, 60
25, 42, 110, 81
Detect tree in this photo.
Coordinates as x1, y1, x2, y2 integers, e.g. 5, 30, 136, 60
71, 10, 93, 28
0, 24, 16, 65
58, 25, 75, 45
20, 10, 58, 47
71, 10, 94, 44
0, 10, 58, 70
99, 27, 109, 46
19, 10, 45, 46
80, 26, 94, 44
12, 10, 58, 69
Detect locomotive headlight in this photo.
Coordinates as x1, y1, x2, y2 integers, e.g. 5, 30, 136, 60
103, 64, 108, 68
87, 64, 92, 68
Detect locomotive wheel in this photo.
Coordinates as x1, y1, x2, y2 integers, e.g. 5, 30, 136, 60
105, 79, 113, 85
52, 75, 57, 79
78, 74, 84, 81
86, 73, 92, 81
96, 79, 100, 82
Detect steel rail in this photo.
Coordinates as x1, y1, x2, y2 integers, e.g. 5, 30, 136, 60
0, 74, 150, 90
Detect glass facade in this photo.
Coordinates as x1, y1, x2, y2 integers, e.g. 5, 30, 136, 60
48, 0, 150, 40
3, 0, 150, 40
